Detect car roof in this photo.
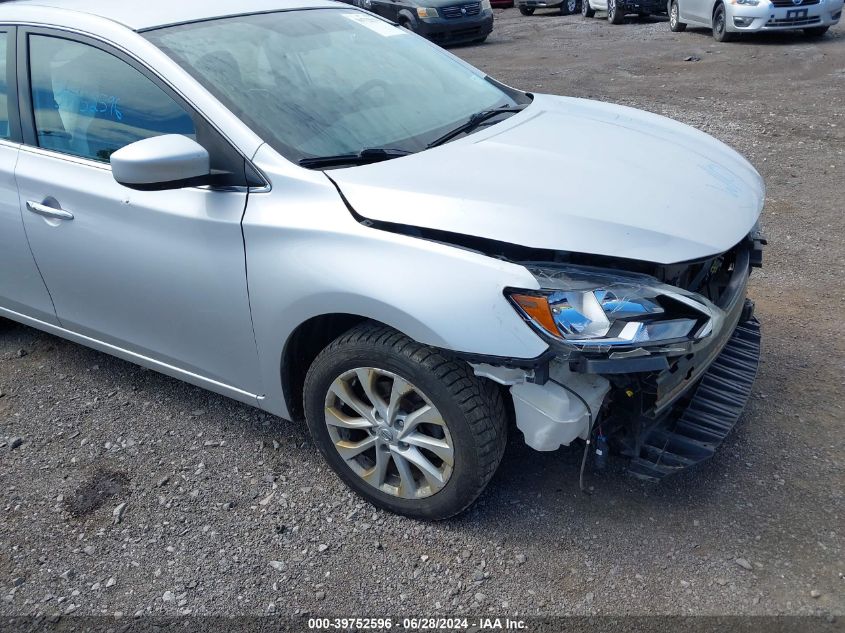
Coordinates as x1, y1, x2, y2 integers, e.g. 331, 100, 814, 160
0, 0, 341, 31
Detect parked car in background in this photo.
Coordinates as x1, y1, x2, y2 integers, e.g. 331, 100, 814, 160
582, 0, 665, 22
517, 0, 580, 15
669, 0, 841, 40
491, 0, 514, 7
358, 0, 494, 44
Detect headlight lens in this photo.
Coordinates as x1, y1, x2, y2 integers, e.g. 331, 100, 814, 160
417, 7, 440, 17
481, 0, 493, 9
507, 265, 721, 351
732, 0, 760, 6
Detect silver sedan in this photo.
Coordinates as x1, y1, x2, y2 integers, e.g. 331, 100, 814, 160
0, 0, 764, 519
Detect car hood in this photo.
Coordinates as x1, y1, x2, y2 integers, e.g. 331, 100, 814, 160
328, 93, 765, 265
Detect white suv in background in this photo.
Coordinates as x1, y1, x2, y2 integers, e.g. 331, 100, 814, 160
669, 0, 843, 40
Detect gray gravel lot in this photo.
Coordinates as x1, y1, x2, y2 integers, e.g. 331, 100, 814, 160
1, 9, 844, 622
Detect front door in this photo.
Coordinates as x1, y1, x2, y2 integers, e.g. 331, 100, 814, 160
683, 0, 712, 24
15, 30, 263, 396
0, 28, 57, 324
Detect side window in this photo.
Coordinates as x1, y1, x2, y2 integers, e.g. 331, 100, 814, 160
0, 32, 9, 139
28, 35, 195, 162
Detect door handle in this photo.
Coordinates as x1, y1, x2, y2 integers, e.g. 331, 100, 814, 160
26, 200, 74, 221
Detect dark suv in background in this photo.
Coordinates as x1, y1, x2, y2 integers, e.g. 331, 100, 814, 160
355, 0, 494, 45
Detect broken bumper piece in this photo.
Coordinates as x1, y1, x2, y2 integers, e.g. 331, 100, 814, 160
473, 360, 609, 451
510, 362, 609, 451
625, 315, 761, 481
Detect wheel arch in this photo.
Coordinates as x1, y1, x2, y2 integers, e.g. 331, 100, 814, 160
280, 312, 521, 437
396, 8, 417, 27
281, 313, 369, 422
278, 301, 455, 422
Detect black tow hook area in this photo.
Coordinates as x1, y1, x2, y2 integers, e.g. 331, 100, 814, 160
740, 298, 756, 323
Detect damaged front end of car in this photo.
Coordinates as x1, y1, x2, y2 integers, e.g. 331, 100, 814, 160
470, 227, 766, 481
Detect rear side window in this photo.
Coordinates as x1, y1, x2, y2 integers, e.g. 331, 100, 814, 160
0, 32, 9, 139
28, 35, 195, 162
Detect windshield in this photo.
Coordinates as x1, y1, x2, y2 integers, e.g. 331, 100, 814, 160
145, 9, 524, 164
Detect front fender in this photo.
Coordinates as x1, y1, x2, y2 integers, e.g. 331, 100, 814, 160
243, 145, 548, 417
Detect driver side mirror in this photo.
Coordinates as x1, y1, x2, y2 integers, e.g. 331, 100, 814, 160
110, 134, 211, 191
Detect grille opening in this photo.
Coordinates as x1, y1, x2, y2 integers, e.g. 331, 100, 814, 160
440, 2, 482, 18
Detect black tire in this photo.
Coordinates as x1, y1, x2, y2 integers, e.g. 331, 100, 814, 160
608, 0, 625, 23
560, 0, 579, 14
803, 25, 829, 37
474, 35, 489, 43
303, 323, 508, 520
398, 17, 414, 32
519, 5, 536, 14
669, 0, 687, 31
712, 3, 734, 41
582, 0, 596, 16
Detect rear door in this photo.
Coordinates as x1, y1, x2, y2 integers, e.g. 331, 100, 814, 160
370, 0, 403, 21
681, 0, 711, 24
0, 26, 58, 324
14, 28, 263, 397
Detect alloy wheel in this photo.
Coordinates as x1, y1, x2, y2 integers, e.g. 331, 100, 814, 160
567, 0, 577, 11
323, 367, 454, 499
670, 3, 677, 26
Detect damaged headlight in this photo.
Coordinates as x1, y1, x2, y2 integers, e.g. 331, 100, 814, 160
506, 265, 723, 352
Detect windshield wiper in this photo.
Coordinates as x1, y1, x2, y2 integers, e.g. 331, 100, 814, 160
426, 105, 528, 149
299, 148, 412, 169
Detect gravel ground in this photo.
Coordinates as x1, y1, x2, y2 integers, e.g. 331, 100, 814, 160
1, 10, 844, 623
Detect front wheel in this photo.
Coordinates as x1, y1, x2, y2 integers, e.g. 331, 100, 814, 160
803, 25, 829, 37
303, 324, 508, 520
712, 4, 734, 41
669, 0, 687, 30
560, 0, 579, 14
519, 5, 536, 14
582, 0, 596, 16
608, 0, 625, 23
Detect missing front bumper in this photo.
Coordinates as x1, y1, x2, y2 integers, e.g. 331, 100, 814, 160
469, 235, 764, 467
472, 307, 760, 478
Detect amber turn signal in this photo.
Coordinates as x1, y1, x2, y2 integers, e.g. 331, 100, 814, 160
509, 293, 559, 338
